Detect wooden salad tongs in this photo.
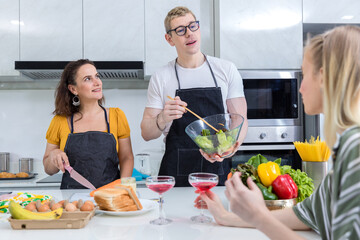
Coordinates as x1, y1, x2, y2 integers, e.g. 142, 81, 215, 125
167, 96, 219, 133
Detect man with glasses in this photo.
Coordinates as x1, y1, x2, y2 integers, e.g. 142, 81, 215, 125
141, 6, 248, 187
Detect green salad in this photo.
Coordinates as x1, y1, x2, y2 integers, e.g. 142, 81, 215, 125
194, 128, 239, 156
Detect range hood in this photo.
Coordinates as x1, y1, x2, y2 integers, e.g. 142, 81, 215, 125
15, 61, 144, 80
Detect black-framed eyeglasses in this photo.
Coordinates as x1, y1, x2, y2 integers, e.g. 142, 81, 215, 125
167, 21, 200, 36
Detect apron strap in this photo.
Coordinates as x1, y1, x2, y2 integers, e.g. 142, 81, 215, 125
100, 105, 110, 133
70, 115, 74, 133
70, 105, 110, 133
174, 53, 218, 90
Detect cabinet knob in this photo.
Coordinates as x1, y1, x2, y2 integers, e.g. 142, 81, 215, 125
281, 133, 288, 139
259, 133, 266, 139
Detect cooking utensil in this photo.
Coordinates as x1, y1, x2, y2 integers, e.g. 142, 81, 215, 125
167, 96, 219, 133
63, 163, 96, 190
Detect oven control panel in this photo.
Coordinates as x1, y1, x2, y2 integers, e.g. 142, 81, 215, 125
244, 126, 303, 143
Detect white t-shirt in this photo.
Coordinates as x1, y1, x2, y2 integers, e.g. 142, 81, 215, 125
146, 55, 245, 136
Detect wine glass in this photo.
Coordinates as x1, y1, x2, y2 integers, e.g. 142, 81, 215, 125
146, 176, 175, 225
189, 172, 219, 223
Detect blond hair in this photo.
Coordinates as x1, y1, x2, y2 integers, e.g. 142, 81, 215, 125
306, 26, 360, 147
164, 6, 196, 34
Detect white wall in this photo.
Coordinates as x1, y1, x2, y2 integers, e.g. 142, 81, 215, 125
0, 89, 164, 175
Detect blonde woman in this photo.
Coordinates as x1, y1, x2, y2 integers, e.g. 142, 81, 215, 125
196, 25, 360, 239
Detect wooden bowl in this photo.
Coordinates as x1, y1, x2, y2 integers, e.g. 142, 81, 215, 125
265, 198, 297, 211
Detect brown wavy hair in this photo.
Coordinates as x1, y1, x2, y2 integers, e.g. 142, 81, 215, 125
53, 59, 104, 116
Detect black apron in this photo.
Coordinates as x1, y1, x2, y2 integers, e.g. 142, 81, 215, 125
159, 55, 231, 187
61, 106, 120, 189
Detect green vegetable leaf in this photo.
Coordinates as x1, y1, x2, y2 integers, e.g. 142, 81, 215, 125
201, 129, 211, 136
274, 158, 281, 166
280, 165, 314, 202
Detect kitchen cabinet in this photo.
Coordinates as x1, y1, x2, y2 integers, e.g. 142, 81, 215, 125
83, 0, 144, 61
144, 0, 214, 76
303, 0, 360, 23
0, 0, 19, 76
19, 0, 82, 61
216, 0, 303, 69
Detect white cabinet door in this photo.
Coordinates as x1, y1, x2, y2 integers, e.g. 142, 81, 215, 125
83, 0, 144, 61
218, 0, 302, 69
20, 0, 82, 61
145, 0, 214, 76
303, 0, 360, 23
0, 0, 19, 76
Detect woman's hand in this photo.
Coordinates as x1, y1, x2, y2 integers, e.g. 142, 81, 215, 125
193, 190, 229, 225
48, 149, 69, 173
225, 172, 269, 226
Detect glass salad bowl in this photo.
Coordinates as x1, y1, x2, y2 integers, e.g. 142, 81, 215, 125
185, 113, 244, 159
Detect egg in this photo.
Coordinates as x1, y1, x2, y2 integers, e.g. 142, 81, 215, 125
58, 200, 65, 207
72, 200, 78, 207
65, 203, 77, 212
42, 200, 51, 206
80, 202, 94, 211
38, 204, 51, 212
84, 200, 95, 207
51, 203, 63, 211
25, 202, 36, 212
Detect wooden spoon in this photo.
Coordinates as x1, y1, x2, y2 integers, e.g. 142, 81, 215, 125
167, 96, 219, 133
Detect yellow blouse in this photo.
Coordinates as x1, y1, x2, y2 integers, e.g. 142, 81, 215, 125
46, 108, 130, 152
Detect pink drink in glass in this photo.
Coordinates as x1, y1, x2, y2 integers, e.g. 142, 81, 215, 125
188, 172, 219, 223
148, 183, 174, 194
191, 182, 217, 192
145, 176, 175, 225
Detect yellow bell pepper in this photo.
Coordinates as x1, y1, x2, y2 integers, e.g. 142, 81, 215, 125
257, 162, 281, 187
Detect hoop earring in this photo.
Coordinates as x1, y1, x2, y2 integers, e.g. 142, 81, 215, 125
72, 95, 80, 106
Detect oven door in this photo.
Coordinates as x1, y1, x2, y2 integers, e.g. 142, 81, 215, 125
240, 71, 302, 127
232, 144, 301, 170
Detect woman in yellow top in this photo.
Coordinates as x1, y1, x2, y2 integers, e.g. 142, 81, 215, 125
43, 59, 134, 189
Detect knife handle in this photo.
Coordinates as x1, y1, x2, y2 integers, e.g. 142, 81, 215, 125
63, 162, 72, 173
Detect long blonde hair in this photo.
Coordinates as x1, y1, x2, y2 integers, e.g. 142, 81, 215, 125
307, 26, 360, 147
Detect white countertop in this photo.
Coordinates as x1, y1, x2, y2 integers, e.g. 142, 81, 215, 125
0, 173, 61, 189
0, 187, 320, 240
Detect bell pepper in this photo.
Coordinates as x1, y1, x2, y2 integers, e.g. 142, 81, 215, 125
256, 183, 278, 200
272, 174, 298, 199
257, 162, 281, 187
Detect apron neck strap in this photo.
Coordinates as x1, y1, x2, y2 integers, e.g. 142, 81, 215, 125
174, 53, 218, 90
70, 105, 110, 133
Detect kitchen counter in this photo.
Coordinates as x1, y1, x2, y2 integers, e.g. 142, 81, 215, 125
0, 173, 61, 189
0, 187, 320, 240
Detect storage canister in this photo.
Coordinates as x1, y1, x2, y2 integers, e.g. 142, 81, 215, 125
0, 152, 10, 172
19, 158, 33, 173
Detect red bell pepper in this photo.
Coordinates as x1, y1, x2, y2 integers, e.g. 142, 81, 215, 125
271, 174, 298, 199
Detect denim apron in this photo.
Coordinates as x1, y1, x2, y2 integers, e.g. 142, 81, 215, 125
159, 55, 231, 187
60, 106, 120, 189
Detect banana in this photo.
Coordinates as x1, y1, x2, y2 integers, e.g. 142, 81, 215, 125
9, 201, 63, 220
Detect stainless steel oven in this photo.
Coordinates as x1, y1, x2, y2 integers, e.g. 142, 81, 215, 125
233, 70, 303, 170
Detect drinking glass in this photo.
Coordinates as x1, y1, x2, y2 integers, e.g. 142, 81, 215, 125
189, 172, 219, 223
146, 176, 175, 225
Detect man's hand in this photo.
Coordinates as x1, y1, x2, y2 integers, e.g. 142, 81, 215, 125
200, 141, 241, 163
159, 96, 187, 124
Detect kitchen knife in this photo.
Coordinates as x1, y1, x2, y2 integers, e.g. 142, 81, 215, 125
64, 164, 96, 190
